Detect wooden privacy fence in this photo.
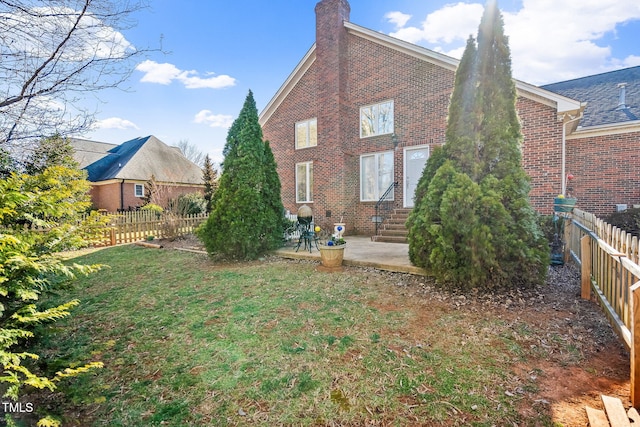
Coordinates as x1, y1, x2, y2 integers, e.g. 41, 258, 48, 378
567, 208, 640, 406
91, 211, 209, 246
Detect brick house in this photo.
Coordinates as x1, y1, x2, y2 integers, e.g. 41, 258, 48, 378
542, 66, 640, 215
71, 135, 204, 212
260, 0, 639, 237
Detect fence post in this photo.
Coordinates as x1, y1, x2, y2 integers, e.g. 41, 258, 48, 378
110, 228, 116, 246
563, 216, 573, 264
631, 282, 640, 407
581, 235, 592, 300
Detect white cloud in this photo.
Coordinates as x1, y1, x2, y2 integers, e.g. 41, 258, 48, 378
94, 117, 139, 130
505, 0, 640, 83
136, 60, 182, 84
389, 3, 484, 45
179, 71, 237, 89
384, 11, 411, 29
193, 110, 234, 128
136, 60, 236, 89
387, 1, 640, 85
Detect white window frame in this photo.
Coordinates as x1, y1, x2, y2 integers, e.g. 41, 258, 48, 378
360, 151, 394, 202
360, 100, 394, 138
134, 184, 144, 198
295, 161, 313, 203
295, 118, 317, 149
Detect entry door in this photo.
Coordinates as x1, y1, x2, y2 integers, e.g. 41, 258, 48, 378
404, 146, 430, 208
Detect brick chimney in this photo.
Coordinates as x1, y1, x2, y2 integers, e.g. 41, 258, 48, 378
315, 0, 350, 144
314, 0, 350, 223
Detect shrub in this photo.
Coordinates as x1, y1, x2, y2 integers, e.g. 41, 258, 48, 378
170, 193, 206, 216
0, 167, 103, 426
604, 208, 640, 237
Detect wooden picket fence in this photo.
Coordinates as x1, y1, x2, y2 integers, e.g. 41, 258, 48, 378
88, 211, 209, 246
566, 208, 640, 406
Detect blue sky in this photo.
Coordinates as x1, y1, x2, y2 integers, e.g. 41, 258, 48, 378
84, 0, 640, 166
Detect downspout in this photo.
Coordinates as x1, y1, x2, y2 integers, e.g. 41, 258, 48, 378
120, 179, 125, 211
561, 112, 583, 195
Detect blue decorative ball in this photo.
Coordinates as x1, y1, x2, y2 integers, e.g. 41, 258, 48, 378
327, 241, 334, 246
337, 226, 343, 231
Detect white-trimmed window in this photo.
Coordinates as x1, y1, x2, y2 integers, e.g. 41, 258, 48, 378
134, 184, 144, 197
360, 151, 394, 201
296, 161, 313, 203
295, 118, 317, 149
360, 100, 394, 138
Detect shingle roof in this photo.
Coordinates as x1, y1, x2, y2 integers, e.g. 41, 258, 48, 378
69, 138, 117, 169
71, 135, 203, 185
541, 66, 640, 128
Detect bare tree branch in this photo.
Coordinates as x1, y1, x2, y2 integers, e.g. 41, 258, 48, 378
0, 0, 155, 149
176, 139, 205, 168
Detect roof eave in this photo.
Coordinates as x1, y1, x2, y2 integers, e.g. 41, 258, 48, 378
344, 21, 458, 71
567, 120, 640, 139
515, 79, 584, 115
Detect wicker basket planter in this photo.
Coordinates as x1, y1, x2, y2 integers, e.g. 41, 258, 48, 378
318, 244, 346, 271
553, 197, 577, 213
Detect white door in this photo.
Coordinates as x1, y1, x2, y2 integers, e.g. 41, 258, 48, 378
404, 146, 430, 208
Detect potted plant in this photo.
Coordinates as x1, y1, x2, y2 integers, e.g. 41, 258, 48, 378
554, 174, 577, 213
315, 226, 346, 271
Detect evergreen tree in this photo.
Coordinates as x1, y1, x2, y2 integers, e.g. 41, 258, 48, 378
197, 90, 284, 259
0, 147, 17, 179
0, 165, 104, 426
444, 35, 479, 179
24, 134, 79, 175
202, 155, 218, 213
408, 0, 548, 291
262, 140, 285, 247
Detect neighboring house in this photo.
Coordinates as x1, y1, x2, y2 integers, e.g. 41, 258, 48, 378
259, 0, 639, 237
542, 66, 640, 214
71, 135, 204, 212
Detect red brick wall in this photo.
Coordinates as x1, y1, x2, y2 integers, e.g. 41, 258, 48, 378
89, 182, 204, 212
345, 36, 454, 234
90, 183, 121, 212
566, 131, 640, 216
518, 97, 565, 214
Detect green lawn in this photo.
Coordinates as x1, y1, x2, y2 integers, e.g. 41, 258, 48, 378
25, 245, 579, 426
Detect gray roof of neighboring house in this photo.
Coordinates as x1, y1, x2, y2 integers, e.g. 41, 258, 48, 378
71, 135, 204, 185
70, 138, 118, 169
541, 66, 640, 128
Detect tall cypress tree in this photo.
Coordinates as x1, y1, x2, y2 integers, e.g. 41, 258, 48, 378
202, 154, 218, 213
197, 90, 283, 259
408, 0, 548, 290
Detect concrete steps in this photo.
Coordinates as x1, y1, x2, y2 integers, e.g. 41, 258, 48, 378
372, 208, 411, 243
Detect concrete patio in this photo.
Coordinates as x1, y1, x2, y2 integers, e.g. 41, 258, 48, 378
273, 236, 427, 276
